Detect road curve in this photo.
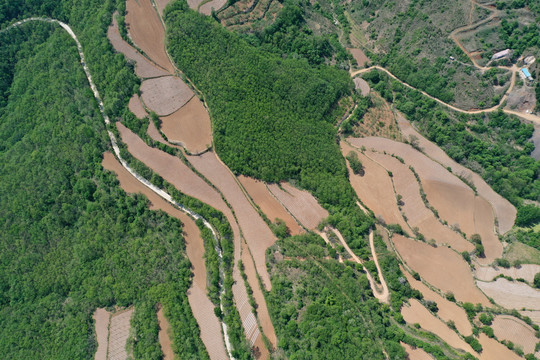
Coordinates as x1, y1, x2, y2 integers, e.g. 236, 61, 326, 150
1, 17, 235, 359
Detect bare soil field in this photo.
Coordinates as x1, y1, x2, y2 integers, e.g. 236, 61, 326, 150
93, 308, 111, 360
519, 310, 540, 327
188, 0, 206, 11
473, 196, 503, 263
474, 264, 540, 283
369, 151, 473, 253
476, 278, 540, 310
353, 77, 370, 96
394, 234, 490, 306
102, 152, 228, 359
155, 0, 172, 15
107, 308, 133, 360
267, 182, 328, 230
238, 176, 303, 236
478, 333, 522, 360
160, 96, 212, 154
491, 315, 538, 354
200, 0, 228, 15
402, 269, 472, 336
400, 342, 434, 360
140, 76, 194, 116
125, 0, 174, 72
395, 113, 516, 234
401, 299, 475, 354
157, 307, 174, 360
348, 48, 369, 68
341, 142, 410, 232
187, 151, 276, 290
117, 123, 229, 214
107, 15, 169, 79
128, 94, 147, 119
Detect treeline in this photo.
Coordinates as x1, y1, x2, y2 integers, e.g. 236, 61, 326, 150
0, 22, 208, 359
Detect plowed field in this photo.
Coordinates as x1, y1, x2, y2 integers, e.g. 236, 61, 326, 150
491, 315, 538, 354
401, 342, 433, 360
475, 264, 540, 283
478, 333, 522, 360
476, 278, 540, 310
107, 309, 133, 360
93, 308, 111, 360
140, 76, 194, 116
128, 94, 147, 119
157, 307, 174, 360
200, 0, 228, 15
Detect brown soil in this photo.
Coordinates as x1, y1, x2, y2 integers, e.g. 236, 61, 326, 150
475, 264, 540, 283
400, 342, 435, 360
476, 278, 540, 310
160, 96, 212, 154
157, 307, 174, 360
187, 151, 276, 290
348, 48, 369, 68
519, 310, 540, 327
368, 151, 473, 253
353, 77, 370, 96
125, 0, 174, 73
267, 182, 328, 230
402, 269, 472, 336
478, 333, 522, 360
200, 0, 228, 15
154, 0, 172, 15
401, 299, 476, 354
188, 0, 206, 10
394, 234, 490, 306
341, 142, 410, 232
146, 120, 170, 146
116, 123, 228, 214
93, 308, 111, 360
128, 94, 147, 119
140, 76, 194, 116
473, 196, 503, 263
102, 152, 229, 359
491, 315, 538, 354
241, 241, 278, 348
107, 15, 169, 79
238, 176, 303, 236
395, 113, 516, 234
107, 308, 133, 360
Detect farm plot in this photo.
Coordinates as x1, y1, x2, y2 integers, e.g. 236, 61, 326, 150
157, 307, 174, 360
393, 234, 490, 306
353, 77, 370, 96
520, 310, 540, 327
368, 151, 473, 253
478, 333, 522, 360
491, 315, 538, 355
93, 308, 111, 360
348, 48, 369, 68
476, 278, 540, 310
140, 76, 194, 116
200, 0, 228, 15
402, 269, 472, 336
400, 342, 433, 360
187, 151, 276, 291
107, 309, 134, 360
341, 142, 409, 232
107, 15, 169, 79
102, 152, 228, 359
238, 176, 303, 236
125, 0, 174, 72
475, 263, 540, 285
128, 94, 147, 119
267, 182, 328, 230
155, 0, 172, 15
160, 96, 212, 154
401, 299, 476, 354
395, 113, 516, 234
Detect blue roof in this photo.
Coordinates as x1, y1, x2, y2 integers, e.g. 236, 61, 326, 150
521, 68, 532, 78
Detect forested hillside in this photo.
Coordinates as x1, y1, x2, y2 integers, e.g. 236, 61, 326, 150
0, 13, 207, 360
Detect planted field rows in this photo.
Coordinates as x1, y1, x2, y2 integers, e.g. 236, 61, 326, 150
140, 76, 194, 116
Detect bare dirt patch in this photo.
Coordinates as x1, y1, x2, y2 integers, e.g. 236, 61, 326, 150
341, 142, 409, 232
491, 315, 538, 354
476, 278, 540, 310
125, 0, 174, 72
473, 196, 503, 263
187, 151, 276, 291
402, 269, 472, 336
348, 48, 369, 68
519, 310, 540, 327
238, 176, 303, 236
394, 234, 490, 306
160, 96, 212, 154
157, 307, 174, 360
107, 15, 169, 79
267, 182, 328, 230
200, 0, 228, 15
401, 342, 434, 360
140, 76, 194, 116
155, 0, 172, 15
474, 264, 540, 283
505, 85, 536, 114
188, 0, 206, 10
478, 333, 522, 360
395, 113, 516, 234
353, 77, 370, 96
401, 299, 475, 354
107, 308, 133, 360
128, 94, 147, 119
93, 308, 111, 360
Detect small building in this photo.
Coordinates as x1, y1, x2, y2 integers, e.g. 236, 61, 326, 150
492, 49, 511, 60
520, 68, 533, 81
